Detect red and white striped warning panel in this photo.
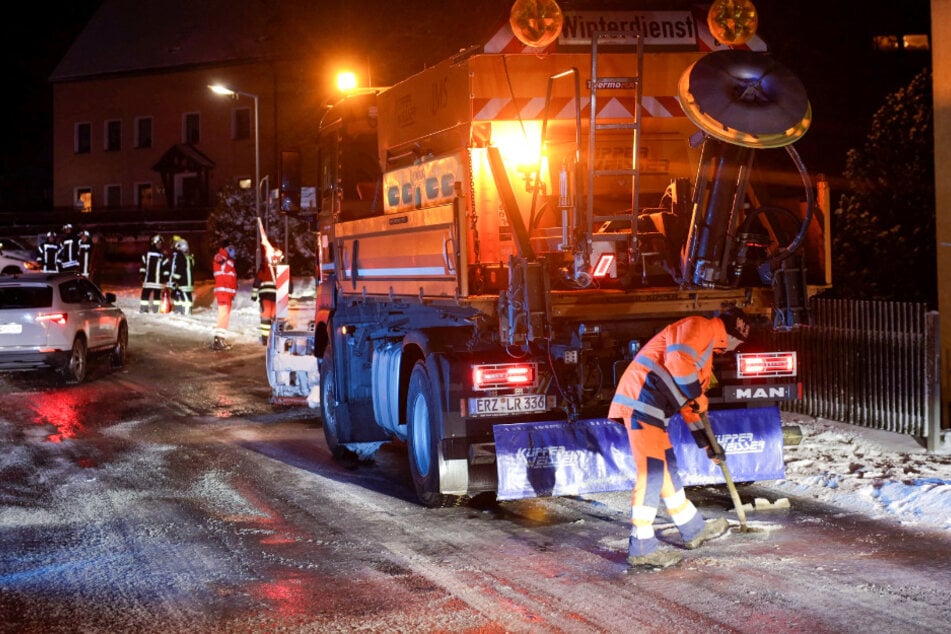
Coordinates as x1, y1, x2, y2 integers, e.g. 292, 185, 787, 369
275, 264, 290, 319
472, 95, 684, 121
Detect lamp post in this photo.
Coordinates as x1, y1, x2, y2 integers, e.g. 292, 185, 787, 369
209, 84, 261, 268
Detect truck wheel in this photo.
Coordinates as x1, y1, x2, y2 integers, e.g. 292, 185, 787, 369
320, 349, 346, 459
406, 360, 455, 508
62, 336, 87, 384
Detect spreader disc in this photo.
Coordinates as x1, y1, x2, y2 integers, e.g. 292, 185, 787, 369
678, 50, 811, 149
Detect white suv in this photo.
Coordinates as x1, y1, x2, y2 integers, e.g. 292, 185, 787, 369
0, 272, 128, 383
0, 248, 41, 275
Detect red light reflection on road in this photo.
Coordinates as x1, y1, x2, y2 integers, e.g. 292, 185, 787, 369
30, 392, 88, 442
253, 577, 309, 617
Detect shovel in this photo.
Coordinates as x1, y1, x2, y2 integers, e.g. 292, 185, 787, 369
700, 412, 749, 530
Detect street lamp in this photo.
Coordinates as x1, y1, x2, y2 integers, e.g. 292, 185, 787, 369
210, 84, 261, 268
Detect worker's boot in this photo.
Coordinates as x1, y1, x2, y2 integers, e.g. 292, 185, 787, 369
683, 517, 729, 550
211, 336, 231, 351
626, 546, 683, 569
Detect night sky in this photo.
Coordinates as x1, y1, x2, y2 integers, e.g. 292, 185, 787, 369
2, 1, 102, 212
0, 1, 932, 212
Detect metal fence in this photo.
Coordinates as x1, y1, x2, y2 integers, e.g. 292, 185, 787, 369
768, 298, 942, 451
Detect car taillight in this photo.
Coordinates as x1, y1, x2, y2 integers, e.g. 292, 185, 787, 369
472, 363, 537, 390
737, 352, 797, 378
35, 312, 67, 326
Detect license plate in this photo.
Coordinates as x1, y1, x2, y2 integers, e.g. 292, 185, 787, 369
468, 394, 549, 417
0, 323, 22, 335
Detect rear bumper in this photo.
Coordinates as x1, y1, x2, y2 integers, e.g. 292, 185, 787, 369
0, 349, 68, 372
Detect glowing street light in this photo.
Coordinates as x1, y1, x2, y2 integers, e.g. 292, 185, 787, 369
209, 84, 261, 223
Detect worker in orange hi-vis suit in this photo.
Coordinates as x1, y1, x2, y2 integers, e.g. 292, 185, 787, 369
608, 307, 751, 569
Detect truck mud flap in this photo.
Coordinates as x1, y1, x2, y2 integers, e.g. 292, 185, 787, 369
669, 406, 786, 487
493, 406, 785, 500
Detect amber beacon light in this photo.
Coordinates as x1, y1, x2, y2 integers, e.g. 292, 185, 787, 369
510, 0, 564, 48
707, 0, 759, 46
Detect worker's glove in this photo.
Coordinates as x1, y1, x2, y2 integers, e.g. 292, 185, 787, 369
706, 444, 726, 464
687, 399, 701, 414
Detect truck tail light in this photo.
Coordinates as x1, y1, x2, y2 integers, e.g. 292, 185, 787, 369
737, 352, 797, 378
472, 363, 537, 390
35, 312, 67, 326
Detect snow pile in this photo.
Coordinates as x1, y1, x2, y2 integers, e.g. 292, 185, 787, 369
775, 412, 951, 531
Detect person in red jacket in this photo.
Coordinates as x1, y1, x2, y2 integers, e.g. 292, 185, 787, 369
609, 306, 751, 569
212, 241, 238, 351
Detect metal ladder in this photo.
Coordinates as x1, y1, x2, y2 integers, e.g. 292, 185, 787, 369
585, 31, 645, 258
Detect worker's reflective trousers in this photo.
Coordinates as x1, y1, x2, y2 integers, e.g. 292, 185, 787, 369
625, 418, 707, 556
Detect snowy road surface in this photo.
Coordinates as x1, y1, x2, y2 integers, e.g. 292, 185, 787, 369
0, 283, 949, 632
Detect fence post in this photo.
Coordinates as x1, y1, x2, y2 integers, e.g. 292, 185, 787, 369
925, 311, 942, 452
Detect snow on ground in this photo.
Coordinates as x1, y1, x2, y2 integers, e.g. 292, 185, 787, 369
110, 280, 951, 533
114, 276, 317, 347
774, 411, 951, 532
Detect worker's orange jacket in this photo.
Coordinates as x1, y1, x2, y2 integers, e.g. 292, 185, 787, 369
608, 316, 728, 439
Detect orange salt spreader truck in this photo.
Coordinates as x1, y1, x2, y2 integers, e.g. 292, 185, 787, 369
269, 2, 831, 506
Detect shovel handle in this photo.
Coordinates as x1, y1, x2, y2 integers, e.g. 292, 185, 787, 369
701, 413, 748, 529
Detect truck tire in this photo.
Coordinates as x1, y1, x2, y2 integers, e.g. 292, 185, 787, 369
320, 348, 347, 459
406, 360, 457, 508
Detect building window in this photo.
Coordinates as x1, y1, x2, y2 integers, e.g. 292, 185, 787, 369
135, 116, 153, 149
233, 107, 251, 140
75, 188, 92, 212
184, 112, 200, 144
105, 184, 121, 208
75, 123, 91, 154
105, 120, 122, 151
136, 182, 153, 209
873, 33, 931, 52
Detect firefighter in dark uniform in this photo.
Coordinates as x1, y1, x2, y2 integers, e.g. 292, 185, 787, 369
37, 231, 60, 273
139, 234, 166, 313
251, 246, 282, 344
77, 230, 94, 279
165, 237, 195, 315
57, 224, 80, 272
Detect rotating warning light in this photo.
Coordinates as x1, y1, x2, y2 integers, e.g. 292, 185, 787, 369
707, 0, 758, 47
336, 71, 358, 92
510, 0, 564, 49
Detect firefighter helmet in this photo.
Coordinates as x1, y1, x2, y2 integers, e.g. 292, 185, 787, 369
151, 234, 164, 247
79, 230, 91, 241
174, 238, 189, 253
46, 231, 57, 241
270, 249, 284, 265
62, 224, 74, 234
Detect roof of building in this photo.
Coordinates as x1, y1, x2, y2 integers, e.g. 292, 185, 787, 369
50, 0, 307, 81
49, 0, 514, 85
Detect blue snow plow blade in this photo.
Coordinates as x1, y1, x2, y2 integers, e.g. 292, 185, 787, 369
493, 406, 785, 501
